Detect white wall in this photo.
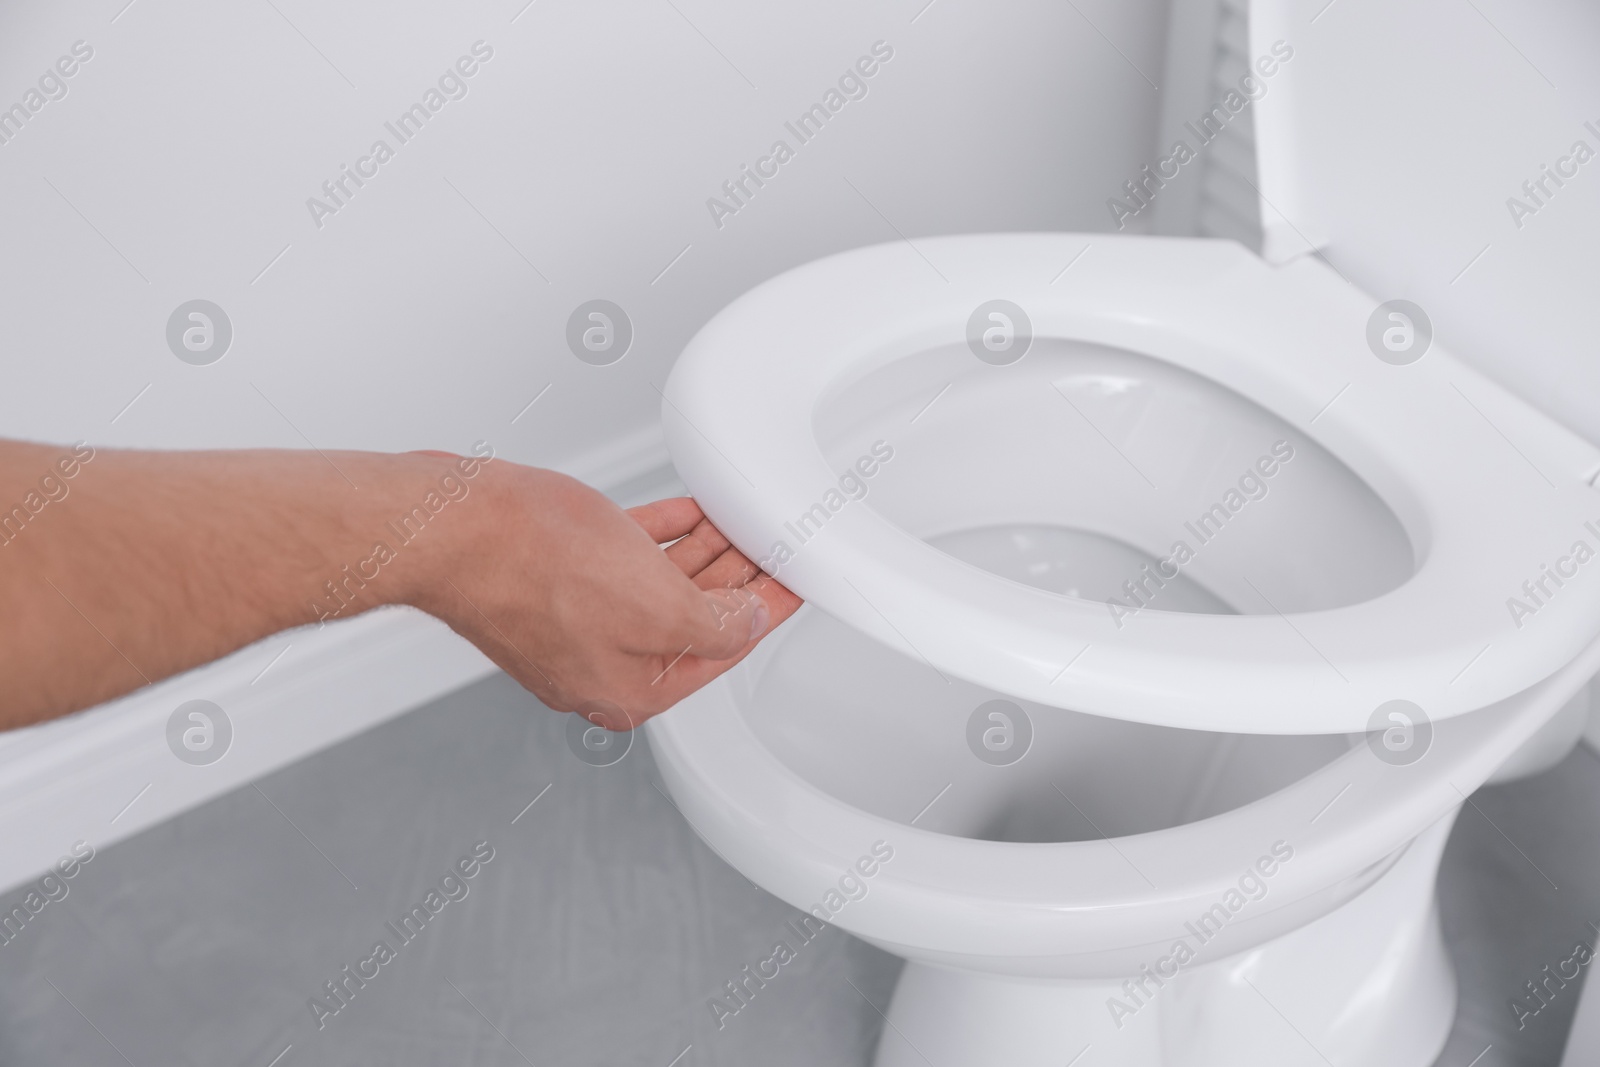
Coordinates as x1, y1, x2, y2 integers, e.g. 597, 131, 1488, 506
0, 0, 1169, 471
0, 0, 1172, 890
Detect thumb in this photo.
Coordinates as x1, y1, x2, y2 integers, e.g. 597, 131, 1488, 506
679, 587, 770, 661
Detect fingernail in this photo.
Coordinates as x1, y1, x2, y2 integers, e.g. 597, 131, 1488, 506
748, 597, 770, 639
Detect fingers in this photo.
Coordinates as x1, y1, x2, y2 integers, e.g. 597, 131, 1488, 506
689, 549, 756, 596
744, 571, 803, 618
692, 551, 801, 618
636, 504, 742, 587
663, 518, 733, 578
626, 497, 705, 544
499, 569, 802, 726
628, 499, 764, 591
674, 586, 769, 661
645, 581, 805, 704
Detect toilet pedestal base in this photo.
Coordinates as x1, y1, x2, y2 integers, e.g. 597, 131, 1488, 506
873, 818, 1458, 1067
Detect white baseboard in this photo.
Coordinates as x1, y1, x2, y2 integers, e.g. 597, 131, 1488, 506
0, 431, 678, 895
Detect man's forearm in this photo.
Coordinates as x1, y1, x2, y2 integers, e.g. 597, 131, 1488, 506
0, 440, 487, 729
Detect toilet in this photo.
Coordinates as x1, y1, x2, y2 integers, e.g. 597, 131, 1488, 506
642, 0, 1600, 1058
645, 231, 1600, 1066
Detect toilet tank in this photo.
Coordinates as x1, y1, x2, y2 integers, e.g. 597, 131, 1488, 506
1241, 0, 1600, 449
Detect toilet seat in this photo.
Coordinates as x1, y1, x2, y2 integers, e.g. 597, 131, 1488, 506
662, 233, 1600, 733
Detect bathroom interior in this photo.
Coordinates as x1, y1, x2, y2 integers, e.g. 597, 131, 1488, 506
2, 0, 1599, 1064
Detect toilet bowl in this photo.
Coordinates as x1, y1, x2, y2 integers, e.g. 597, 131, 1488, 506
647, 233, 1600, 1065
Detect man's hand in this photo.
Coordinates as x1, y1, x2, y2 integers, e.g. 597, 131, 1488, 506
406, 461, 801, 727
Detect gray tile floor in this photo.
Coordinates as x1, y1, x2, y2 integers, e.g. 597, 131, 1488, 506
0, 672, 1593, 1066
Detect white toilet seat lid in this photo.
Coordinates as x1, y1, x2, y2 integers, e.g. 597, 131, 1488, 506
661, 233, 1600, 733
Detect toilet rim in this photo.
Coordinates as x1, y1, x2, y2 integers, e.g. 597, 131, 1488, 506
646, 625, 1600, 960
662, 232, 1600, 734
